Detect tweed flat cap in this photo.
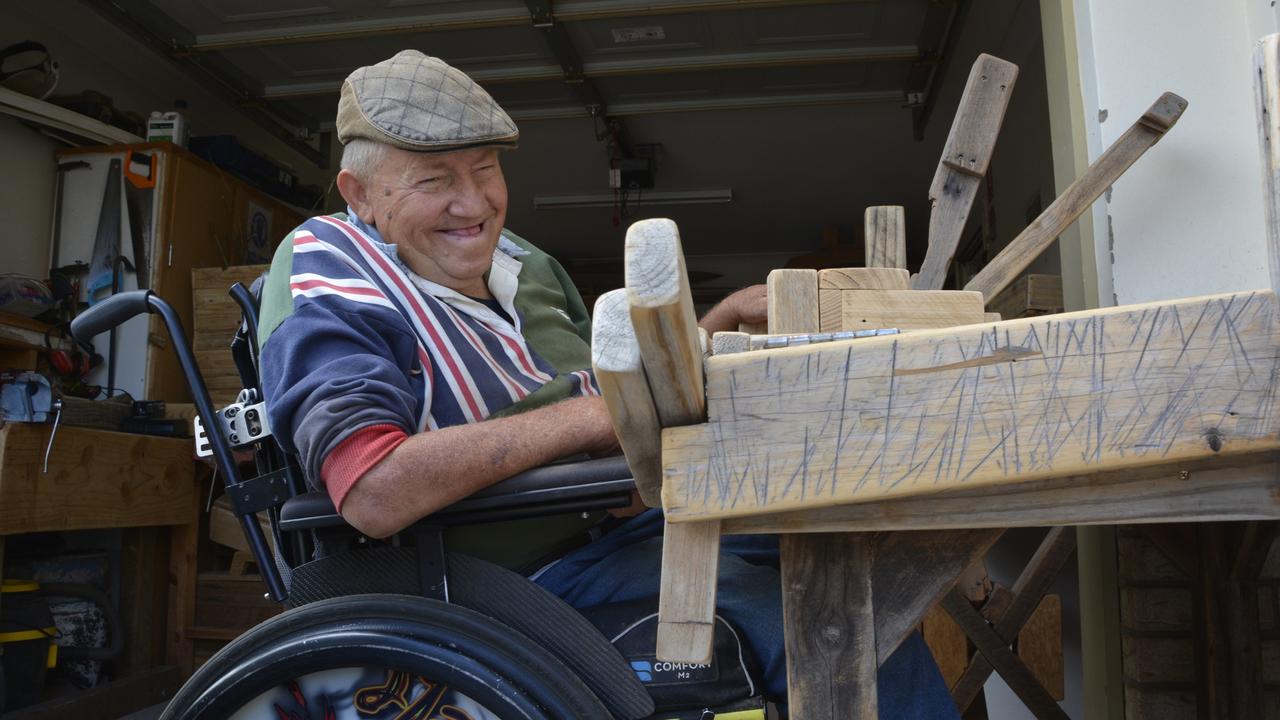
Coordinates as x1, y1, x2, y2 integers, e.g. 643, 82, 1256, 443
336, 50, 519, 152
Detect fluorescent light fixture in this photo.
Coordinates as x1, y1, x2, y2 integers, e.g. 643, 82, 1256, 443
533, 189, 732, 210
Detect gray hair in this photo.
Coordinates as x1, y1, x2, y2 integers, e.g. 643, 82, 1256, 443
340, 138, 391, 181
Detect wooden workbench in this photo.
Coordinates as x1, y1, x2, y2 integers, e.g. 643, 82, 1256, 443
0, 422, 198, 714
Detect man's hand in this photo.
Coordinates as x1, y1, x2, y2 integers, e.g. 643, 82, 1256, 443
698, 284, 768, 334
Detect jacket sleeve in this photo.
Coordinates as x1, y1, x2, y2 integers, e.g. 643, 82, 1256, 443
260, 299, 425, 488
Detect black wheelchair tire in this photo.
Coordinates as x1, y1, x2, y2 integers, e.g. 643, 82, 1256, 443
161, 594, 613, 720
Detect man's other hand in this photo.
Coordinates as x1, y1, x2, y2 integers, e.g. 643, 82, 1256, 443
698, 284, 768, 335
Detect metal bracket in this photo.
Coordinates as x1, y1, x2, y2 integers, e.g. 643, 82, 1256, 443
227, 468, 292, 515
194, 393, 272, 458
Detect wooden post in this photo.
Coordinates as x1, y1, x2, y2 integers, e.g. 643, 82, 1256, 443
624, 219, 723, 665
592, 289, 664, 507
781, 533, 878, 719
864, 206, 906, 270
767, 267, 881, 717
914, 54, 1019, 291
965, 92, 1187, 304
165, 481, 200, 678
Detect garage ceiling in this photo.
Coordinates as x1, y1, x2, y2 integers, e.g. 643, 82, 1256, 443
87, 0, 1008, 284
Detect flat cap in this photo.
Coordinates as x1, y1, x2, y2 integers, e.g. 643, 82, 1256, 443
336, 50, 519, 152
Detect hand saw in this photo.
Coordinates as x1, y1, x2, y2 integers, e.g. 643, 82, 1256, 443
86, 158, 122, 305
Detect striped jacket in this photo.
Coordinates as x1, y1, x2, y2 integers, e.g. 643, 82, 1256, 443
258, 211, 600, 487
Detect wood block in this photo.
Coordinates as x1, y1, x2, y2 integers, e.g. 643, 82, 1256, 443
923, 603, 969, 689
863, 207, 907, 270
662, 290, 1280, 522
817, 267, 910, 290
987, 274, 1065, 320
711, 331, 751, 356
767, 269, 819, 334
818, 289, 986, 332
1257, 35, 1280, 297
194, 348, 244, 407
656, 520, 721, 664
625, 219, 705, 427
0, 424, 195, 534
591, 289, 663, 507
1019, 594, 1064, 700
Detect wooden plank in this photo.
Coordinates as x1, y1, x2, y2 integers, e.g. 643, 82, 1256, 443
781, 533, 877, 719
208, 495, 274, 553
625, 218, 705, 427
942, 589, 1070, 720
592, 289, 664, 507
818, 288, 987, 332
1194, 525, 1232, 719
656, 519, 721, 664
988, 274, 1065, 320
0, 424, 195, 534
166, 488, 200, 677
965, 92, 1188, 303
118, 527, 170, 676
914, 54, 1019, 291
863, 206, 907, 270
720, 456, 1280, 534
1254, 34, 1280, 297
817, 267, 910, 290
662, 290, 1280, 522
2, 666, 181, 720
924, 603, 970, 689
872, 528, 1004, 663
194, 572, 282, 631
951, 527, 1077, 710
191, 264, 270, 351
711, 331, 751, 356
767, 269, 819, 334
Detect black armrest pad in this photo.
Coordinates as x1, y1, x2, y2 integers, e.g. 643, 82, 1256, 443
279, 455, 637, 532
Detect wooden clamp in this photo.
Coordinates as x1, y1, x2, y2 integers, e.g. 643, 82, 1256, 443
591, 289, 663, 507
965, 91, 1188, 304
623, 218, 722, 665
914, 54, 1020, 291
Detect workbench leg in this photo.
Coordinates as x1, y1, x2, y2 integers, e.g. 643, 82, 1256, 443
165, 490, 199, 679
780, 533, 877, 719
119, 527, 170, 676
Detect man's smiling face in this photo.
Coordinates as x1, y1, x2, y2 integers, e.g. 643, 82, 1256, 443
357, 145, 509, 297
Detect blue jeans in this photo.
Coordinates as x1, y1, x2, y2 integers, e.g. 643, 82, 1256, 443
533, 509, 960, 719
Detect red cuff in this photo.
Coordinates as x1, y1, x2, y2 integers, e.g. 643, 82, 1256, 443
320, 424, 409, 511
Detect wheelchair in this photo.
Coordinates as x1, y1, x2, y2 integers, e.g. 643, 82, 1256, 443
71, 284, 766, 720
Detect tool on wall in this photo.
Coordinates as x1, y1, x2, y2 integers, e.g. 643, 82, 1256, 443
85, 158, 122, 305
122, 150, 155, 289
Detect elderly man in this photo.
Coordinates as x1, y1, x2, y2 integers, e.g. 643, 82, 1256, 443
260, 50, 958, 718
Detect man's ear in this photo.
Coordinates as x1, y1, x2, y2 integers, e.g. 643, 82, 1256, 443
336, 169, 372, 222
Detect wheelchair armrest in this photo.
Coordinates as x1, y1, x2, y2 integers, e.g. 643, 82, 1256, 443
279, 455, 637, 532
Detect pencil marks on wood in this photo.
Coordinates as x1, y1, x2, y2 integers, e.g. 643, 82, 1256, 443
661, 292, 1280, 521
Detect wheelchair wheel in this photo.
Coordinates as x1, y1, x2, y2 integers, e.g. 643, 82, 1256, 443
162, 594, 613, 720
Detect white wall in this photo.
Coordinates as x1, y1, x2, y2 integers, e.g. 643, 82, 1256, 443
1076, 0, 1275, 304
0, 115, 60, 278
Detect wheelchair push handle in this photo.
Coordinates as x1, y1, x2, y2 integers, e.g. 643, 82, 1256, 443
70, 289, 154, 341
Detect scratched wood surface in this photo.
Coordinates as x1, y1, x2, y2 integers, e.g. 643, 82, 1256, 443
818, 267, 910, 290
661, 290, 1280, 521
